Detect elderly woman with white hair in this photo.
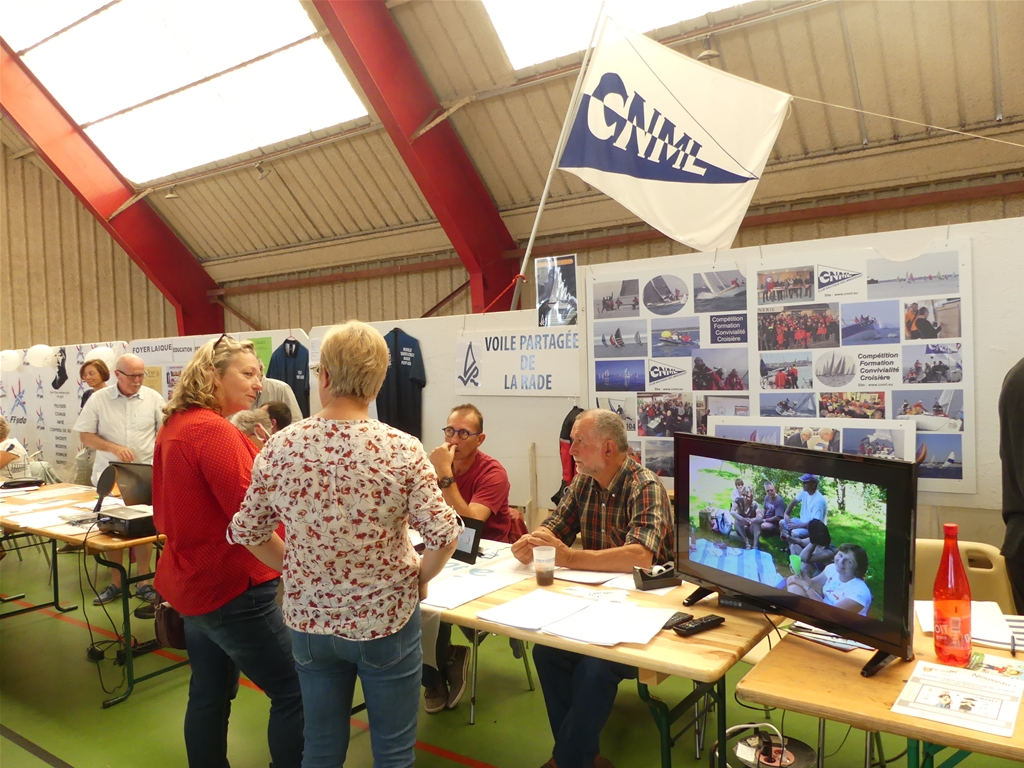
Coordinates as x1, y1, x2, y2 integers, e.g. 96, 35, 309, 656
229, 320, 461, 768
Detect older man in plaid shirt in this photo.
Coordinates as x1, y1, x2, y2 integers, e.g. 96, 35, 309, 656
513, 409, 674, 768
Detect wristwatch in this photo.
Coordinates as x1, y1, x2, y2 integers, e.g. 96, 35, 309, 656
438, 476, 456, 489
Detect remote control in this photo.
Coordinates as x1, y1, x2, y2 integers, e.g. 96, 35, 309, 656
662, 611, 694, 630
672, 614, 725, 637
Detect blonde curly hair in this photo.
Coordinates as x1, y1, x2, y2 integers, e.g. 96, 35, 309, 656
163, 335, 257, 424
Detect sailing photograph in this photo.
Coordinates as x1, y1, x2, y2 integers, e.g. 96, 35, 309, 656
915, 433, 963, 480
692, 269, 746, 312
595, 359, 646, 392
714, 424, 781, 444
902, 343, 963, 384
866, 251, 960, 300
760, 350, 814, 390
842, 428, 902, 460
650, 317, 700, 357
593, 279, 640, 318
637, 392, 693, 436
535, 254, 578, 327
644, 439, 674, 478
818, 391, 886, 419
756, 266, 815, 305
783, 425, 840, 452
692, 348, 749, 391
840, 299, 901, 346
893, 388, 964, 432
760, 391, 817, 418
593, 319, 648, 359
642, 274, 689, 315
814, 350, 857, 388
903, 298, 961, 340
595, 395, 637, 431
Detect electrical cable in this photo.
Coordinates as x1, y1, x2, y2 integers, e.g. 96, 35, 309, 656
79, 523, 127, 695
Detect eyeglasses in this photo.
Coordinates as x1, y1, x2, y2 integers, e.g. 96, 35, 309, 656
442, 427, 480, 440
311, 364, 321, 376
116, 371, 146, 381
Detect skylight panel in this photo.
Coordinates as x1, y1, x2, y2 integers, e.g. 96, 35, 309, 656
21, 0, 318, 125
85, 39, 366, 183
483, 0, 736, 70
0, 0, 108, 52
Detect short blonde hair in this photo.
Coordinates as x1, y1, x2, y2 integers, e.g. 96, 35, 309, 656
164, 336, 257, 423
0, 416, 9, 441
319, 321, 388, 402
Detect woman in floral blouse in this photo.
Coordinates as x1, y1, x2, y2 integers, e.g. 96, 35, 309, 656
229, 321, 461, 768
153, 335, 303, 768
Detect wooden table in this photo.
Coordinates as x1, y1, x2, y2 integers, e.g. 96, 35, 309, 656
0, 484, 187, 707
734, 628, 1024, 768
440, 577, 774, 768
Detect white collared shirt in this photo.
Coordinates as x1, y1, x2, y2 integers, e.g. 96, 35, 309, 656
73, 384, 166, 485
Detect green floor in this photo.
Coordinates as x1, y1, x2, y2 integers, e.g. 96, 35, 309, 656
1, 542, 1015, 768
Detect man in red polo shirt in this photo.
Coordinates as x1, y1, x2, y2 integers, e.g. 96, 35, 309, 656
422, 404, 522, 714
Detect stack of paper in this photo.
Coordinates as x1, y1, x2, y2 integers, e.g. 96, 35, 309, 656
477, 589, 677, 646
915, 601, 1013, 649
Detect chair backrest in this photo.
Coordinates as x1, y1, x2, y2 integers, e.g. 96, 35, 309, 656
914, 538, 1016, 614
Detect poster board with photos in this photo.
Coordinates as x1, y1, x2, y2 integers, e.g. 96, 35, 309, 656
707, 416, 916, 463
585, 239, 974, 493
0, 341, 129, 475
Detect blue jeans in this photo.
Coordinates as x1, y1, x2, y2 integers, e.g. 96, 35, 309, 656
182, 579, 303, 768
291, 605, 422, 768
532, 644, 637, 768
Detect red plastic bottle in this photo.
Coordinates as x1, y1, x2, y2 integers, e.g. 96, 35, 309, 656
933, 523, 972, 666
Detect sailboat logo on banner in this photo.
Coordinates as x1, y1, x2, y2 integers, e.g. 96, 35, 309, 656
558, 17, 791, 252
458, 343, 480, 387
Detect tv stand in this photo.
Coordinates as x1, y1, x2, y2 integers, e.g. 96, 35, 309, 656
683, 586, 714, 606
860, 649, 898, 677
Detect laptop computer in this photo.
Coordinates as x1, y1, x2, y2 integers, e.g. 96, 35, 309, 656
108, 462, 153, 506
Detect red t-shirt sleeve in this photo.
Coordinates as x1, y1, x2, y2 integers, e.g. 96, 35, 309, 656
468, 458, 510, 517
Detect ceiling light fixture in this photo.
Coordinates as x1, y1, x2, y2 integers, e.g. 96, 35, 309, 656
696, 36, 720, 62
255, 161, 272, 181
164, 185, 180, 199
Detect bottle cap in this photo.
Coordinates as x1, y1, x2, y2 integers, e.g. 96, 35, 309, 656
943, 522, 958, 535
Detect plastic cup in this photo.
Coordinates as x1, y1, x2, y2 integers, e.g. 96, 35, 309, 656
789, 554, 803, 575
534, 546, 556, 586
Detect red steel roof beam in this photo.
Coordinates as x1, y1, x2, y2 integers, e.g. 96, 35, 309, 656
0, 37, 223, 335
314, 0, 519, 312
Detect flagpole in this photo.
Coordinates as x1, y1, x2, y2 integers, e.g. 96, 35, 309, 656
509, 2, 607, 312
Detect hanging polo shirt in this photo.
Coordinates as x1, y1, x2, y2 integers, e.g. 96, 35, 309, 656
72, 384, 166, 485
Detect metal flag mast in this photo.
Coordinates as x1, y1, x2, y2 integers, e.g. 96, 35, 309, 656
509, 1, 607, 312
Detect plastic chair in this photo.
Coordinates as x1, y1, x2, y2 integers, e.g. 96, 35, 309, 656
914, 538, 1015, 614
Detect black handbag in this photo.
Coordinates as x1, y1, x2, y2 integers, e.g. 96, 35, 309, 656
154, 602, 187, 650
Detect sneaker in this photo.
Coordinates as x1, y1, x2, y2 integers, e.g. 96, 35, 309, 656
424, 681, 448, 714
135, 584, 159, 603
93, 584, 122, 606
133, 602, 156, 620
445, 645, 471, 709
510, 637, 525, 659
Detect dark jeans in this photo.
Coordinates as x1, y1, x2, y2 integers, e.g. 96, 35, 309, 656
182, 579, 303, 768
291, 605, 422, 768
532, 644, 637, 768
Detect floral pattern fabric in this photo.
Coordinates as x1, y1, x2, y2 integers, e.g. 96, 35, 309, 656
228, 418, 460, 641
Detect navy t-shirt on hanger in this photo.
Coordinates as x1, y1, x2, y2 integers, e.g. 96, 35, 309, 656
268, 338, 310, 418
377, 329, 426, 439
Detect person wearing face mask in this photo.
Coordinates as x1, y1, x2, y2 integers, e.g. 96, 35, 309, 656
153, 335, 304, 768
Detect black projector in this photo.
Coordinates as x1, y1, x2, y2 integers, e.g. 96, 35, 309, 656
98, 505, 157, 538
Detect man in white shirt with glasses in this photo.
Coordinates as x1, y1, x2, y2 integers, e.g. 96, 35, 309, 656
73, 353, 166, 606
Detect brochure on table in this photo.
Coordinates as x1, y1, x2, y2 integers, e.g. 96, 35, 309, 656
585, 239, 974, 493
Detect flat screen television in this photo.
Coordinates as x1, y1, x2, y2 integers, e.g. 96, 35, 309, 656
674, 432, 917, 675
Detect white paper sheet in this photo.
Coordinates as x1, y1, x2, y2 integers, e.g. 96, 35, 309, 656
5, 507, 94, 530
476, 589, 592, 631
915, 601, 1012, 648
421, 569, 531, 610
11, 486, 90, 501
542, 603, 677, 646
553, 569, 621, 585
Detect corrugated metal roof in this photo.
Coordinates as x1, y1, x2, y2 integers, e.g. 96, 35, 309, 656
4, 0, 1022, 283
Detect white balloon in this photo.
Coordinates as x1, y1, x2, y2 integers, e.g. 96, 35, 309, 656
0, 349, 21, 372
25, 344, 56, 368
85, 345, 116, 369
